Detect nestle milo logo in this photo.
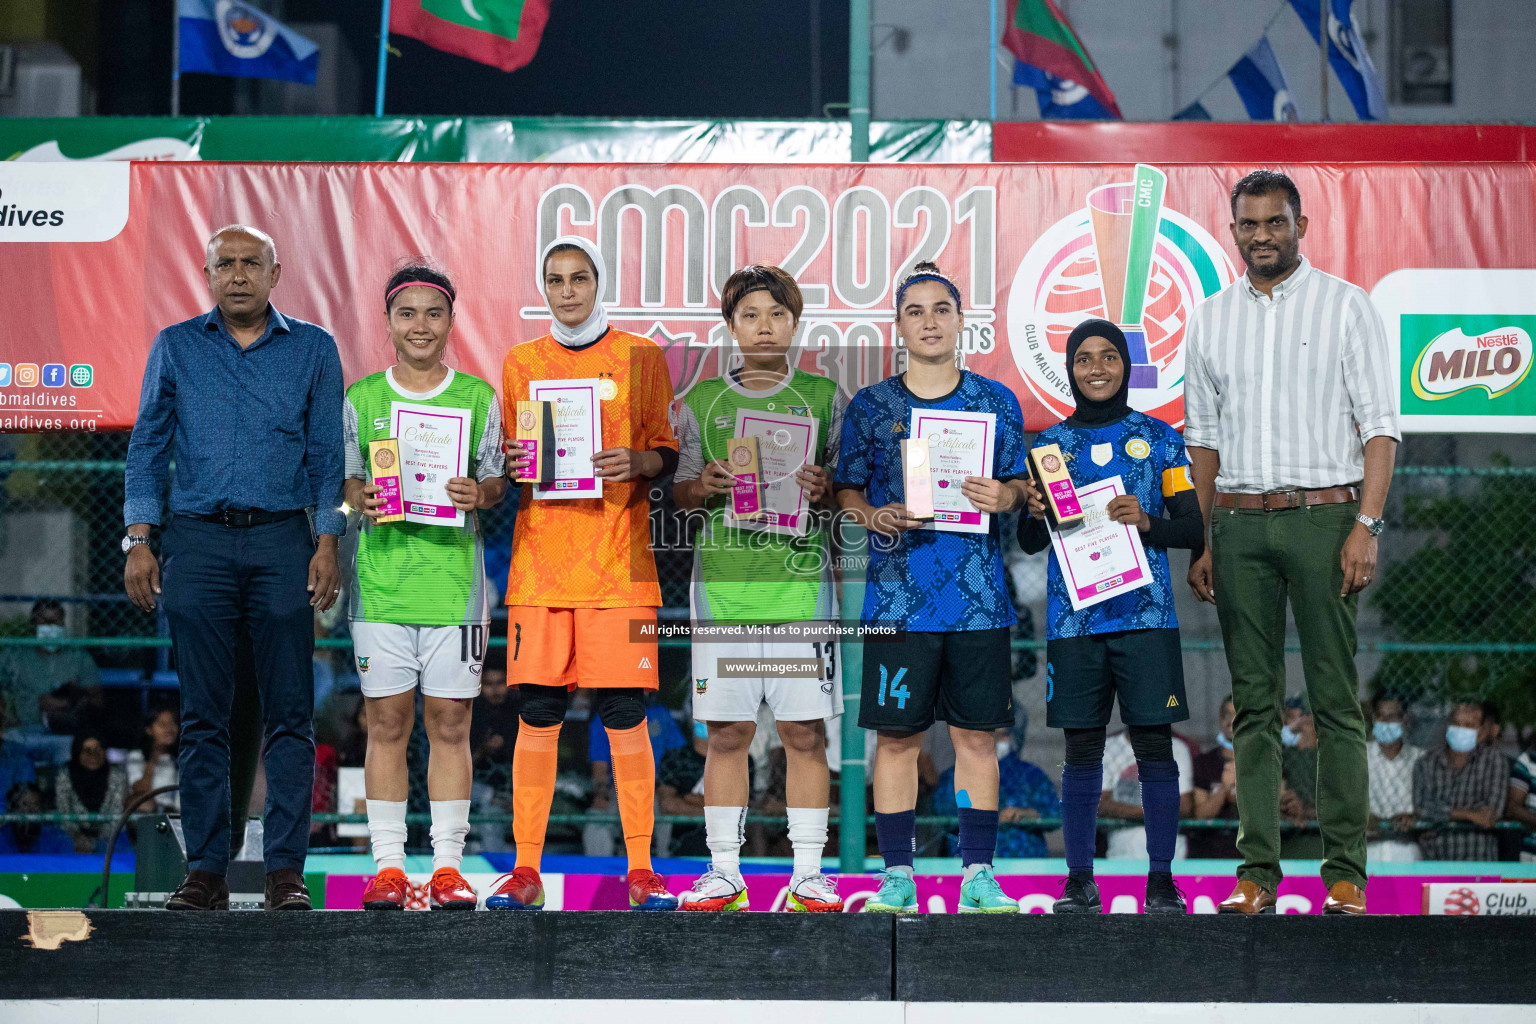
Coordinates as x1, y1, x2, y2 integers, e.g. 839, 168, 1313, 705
1411, 323, 1531, 402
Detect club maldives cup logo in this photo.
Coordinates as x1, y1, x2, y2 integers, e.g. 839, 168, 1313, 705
1007, 164, 1236, 428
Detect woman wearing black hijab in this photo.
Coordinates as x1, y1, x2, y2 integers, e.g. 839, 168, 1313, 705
54, 730, 127, 853
1017, 318, 1203, 915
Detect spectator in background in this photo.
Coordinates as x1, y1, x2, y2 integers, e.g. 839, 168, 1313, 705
0, 783, 74, 854
1365, 694, 1423, 862
933, 707, 1060, 859
54, 731, 127, 853
0, 733, 35, 814
656, 718, 712, 857
1479, 701, 1503, 749
1507, 742, 1536, 864
586, 696, 685, 856
0, 600, 102, 763
469, 650, 516, 853
1413, 702, 1507, 861
1189, 696, 1239, 859
1100, 728, 1195, 862
1279, 696, 1323, 858
127, 707, 181, 813
471, 651, 517, 772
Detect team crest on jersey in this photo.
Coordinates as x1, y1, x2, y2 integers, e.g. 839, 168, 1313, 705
356, 656, 370, 673
787, 406, 810, 416
1126, 438, 1152, 460
598, 376, 619, 401
1091, 443, 1113, 466
695, 678, 708, 695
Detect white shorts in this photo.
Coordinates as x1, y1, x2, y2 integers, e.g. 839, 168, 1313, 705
691, 638, 844, 723
351, 621, 488, 700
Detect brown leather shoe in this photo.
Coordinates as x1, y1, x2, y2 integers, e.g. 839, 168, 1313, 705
166, 869, 230, 911
1217, 879, 1277, 915
265, 869, 312, 911
1322, 880, 1367, 915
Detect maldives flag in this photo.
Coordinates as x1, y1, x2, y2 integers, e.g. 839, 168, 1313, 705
390, 0, 552, 73
1003, 0, 1121, 119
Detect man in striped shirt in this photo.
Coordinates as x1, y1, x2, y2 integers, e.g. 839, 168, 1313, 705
1183, 170, 1401, 916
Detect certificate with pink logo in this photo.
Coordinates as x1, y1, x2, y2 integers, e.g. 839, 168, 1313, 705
530, 378, 603, 501
731, 409, 820, 536
1047, 475, 1151, 611
910, 409, 994, 535
390, 401, 470, 528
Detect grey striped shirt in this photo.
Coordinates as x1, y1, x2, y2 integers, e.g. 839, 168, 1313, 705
1183, 257, 1401, 493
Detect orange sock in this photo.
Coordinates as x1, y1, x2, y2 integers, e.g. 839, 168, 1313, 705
512, 722, 561, 871
606, 722, 656, 873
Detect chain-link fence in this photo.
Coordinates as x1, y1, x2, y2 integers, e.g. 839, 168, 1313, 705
1, 431, 1532, 724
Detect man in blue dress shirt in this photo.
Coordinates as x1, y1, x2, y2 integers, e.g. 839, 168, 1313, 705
123, 225, 344, 912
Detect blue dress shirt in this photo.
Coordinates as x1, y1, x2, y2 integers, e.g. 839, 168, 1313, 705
124, 306, 345, 535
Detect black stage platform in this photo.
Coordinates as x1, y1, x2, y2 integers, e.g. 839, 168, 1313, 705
4, 911, 1534, 1003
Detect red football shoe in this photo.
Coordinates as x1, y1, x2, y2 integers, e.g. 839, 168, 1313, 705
361, 867, 411, 910
485, 866, 545, 910
627, 869, 678, 911
427, 866, 478, 911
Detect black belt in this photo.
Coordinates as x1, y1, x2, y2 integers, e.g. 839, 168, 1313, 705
180, 509, 305, 529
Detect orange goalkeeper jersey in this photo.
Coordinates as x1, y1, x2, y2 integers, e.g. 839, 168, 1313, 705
501, 329, 678, 609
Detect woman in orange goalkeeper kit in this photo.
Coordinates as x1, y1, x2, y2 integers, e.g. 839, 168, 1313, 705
486, 236, 680, 911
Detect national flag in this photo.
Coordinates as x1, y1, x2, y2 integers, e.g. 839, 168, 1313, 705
1287, 0, 1388, 121
1012, 64, 1119, 120
390, 0, 552, 73
1004, 0, 1122, 119
1227, 35, 1298, 122
177, 0, 319, 86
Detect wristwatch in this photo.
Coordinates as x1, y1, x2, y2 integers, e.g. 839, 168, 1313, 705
121, 534, 149, 554
1354, 513, 1386, 537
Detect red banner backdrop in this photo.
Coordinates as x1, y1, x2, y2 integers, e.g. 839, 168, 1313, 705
1, 160, 1534, 432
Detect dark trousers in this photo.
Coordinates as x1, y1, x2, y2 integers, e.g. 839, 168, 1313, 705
162, 515, 316, 874
1209, 501, 1368, 891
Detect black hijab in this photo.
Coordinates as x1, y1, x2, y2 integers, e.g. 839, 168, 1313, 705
68, 731, 111, 812
1065, 318, 1132, 428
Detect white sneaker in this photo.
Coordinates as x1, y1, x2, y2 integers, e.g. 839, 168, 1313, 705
787, 872, 844, 913
678, 869, 748, 912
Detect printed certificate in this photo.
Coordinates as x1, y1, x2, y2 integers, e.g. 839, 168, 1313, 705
390, 400, 470, 527
529, 378, 604, 500
1048, 474, 1152, 611
910, 408, 995, 534
731, 409, 820, 536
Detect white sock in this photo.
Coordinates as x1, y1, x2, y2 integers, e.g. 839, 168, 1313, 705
787, 806, 829, 879
366, 799, 408, 871
429, 799, 472, 871
704, 805, 746, 878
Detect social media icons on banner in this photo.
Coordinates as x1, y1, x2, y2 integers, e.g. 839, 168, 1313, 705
0, 362, 91, 388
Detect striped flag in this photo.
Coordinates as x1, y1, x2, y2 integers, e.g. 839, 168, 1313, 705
1004, 0, 1121, 119
390, 0, 552, 73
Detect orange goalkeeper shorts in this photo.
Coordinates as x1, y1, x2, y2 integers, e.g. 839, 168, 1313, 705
506, 605, 660, 689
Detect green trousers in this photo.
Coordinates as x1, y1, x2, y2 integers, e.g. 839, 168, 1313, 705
1210, 500, 1368, 891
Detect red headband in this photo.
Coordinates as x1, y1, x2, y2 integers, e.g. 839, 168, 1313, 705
386, 280, 455, 309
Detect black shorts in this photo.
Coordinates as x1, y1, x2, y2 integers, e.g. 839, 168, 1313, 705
1045, 628, 1189, 729
859, 627, 1012, 734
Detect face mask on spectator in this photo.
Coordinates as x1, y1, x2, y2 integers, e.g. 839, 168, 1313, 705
1373, 721, 1403, 745
995, 739, 1013, 760
1445, 725, 1478, 754
1280, 724, 1300, 748
35, 623, 65, 652
1216, 733, 1234, 751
